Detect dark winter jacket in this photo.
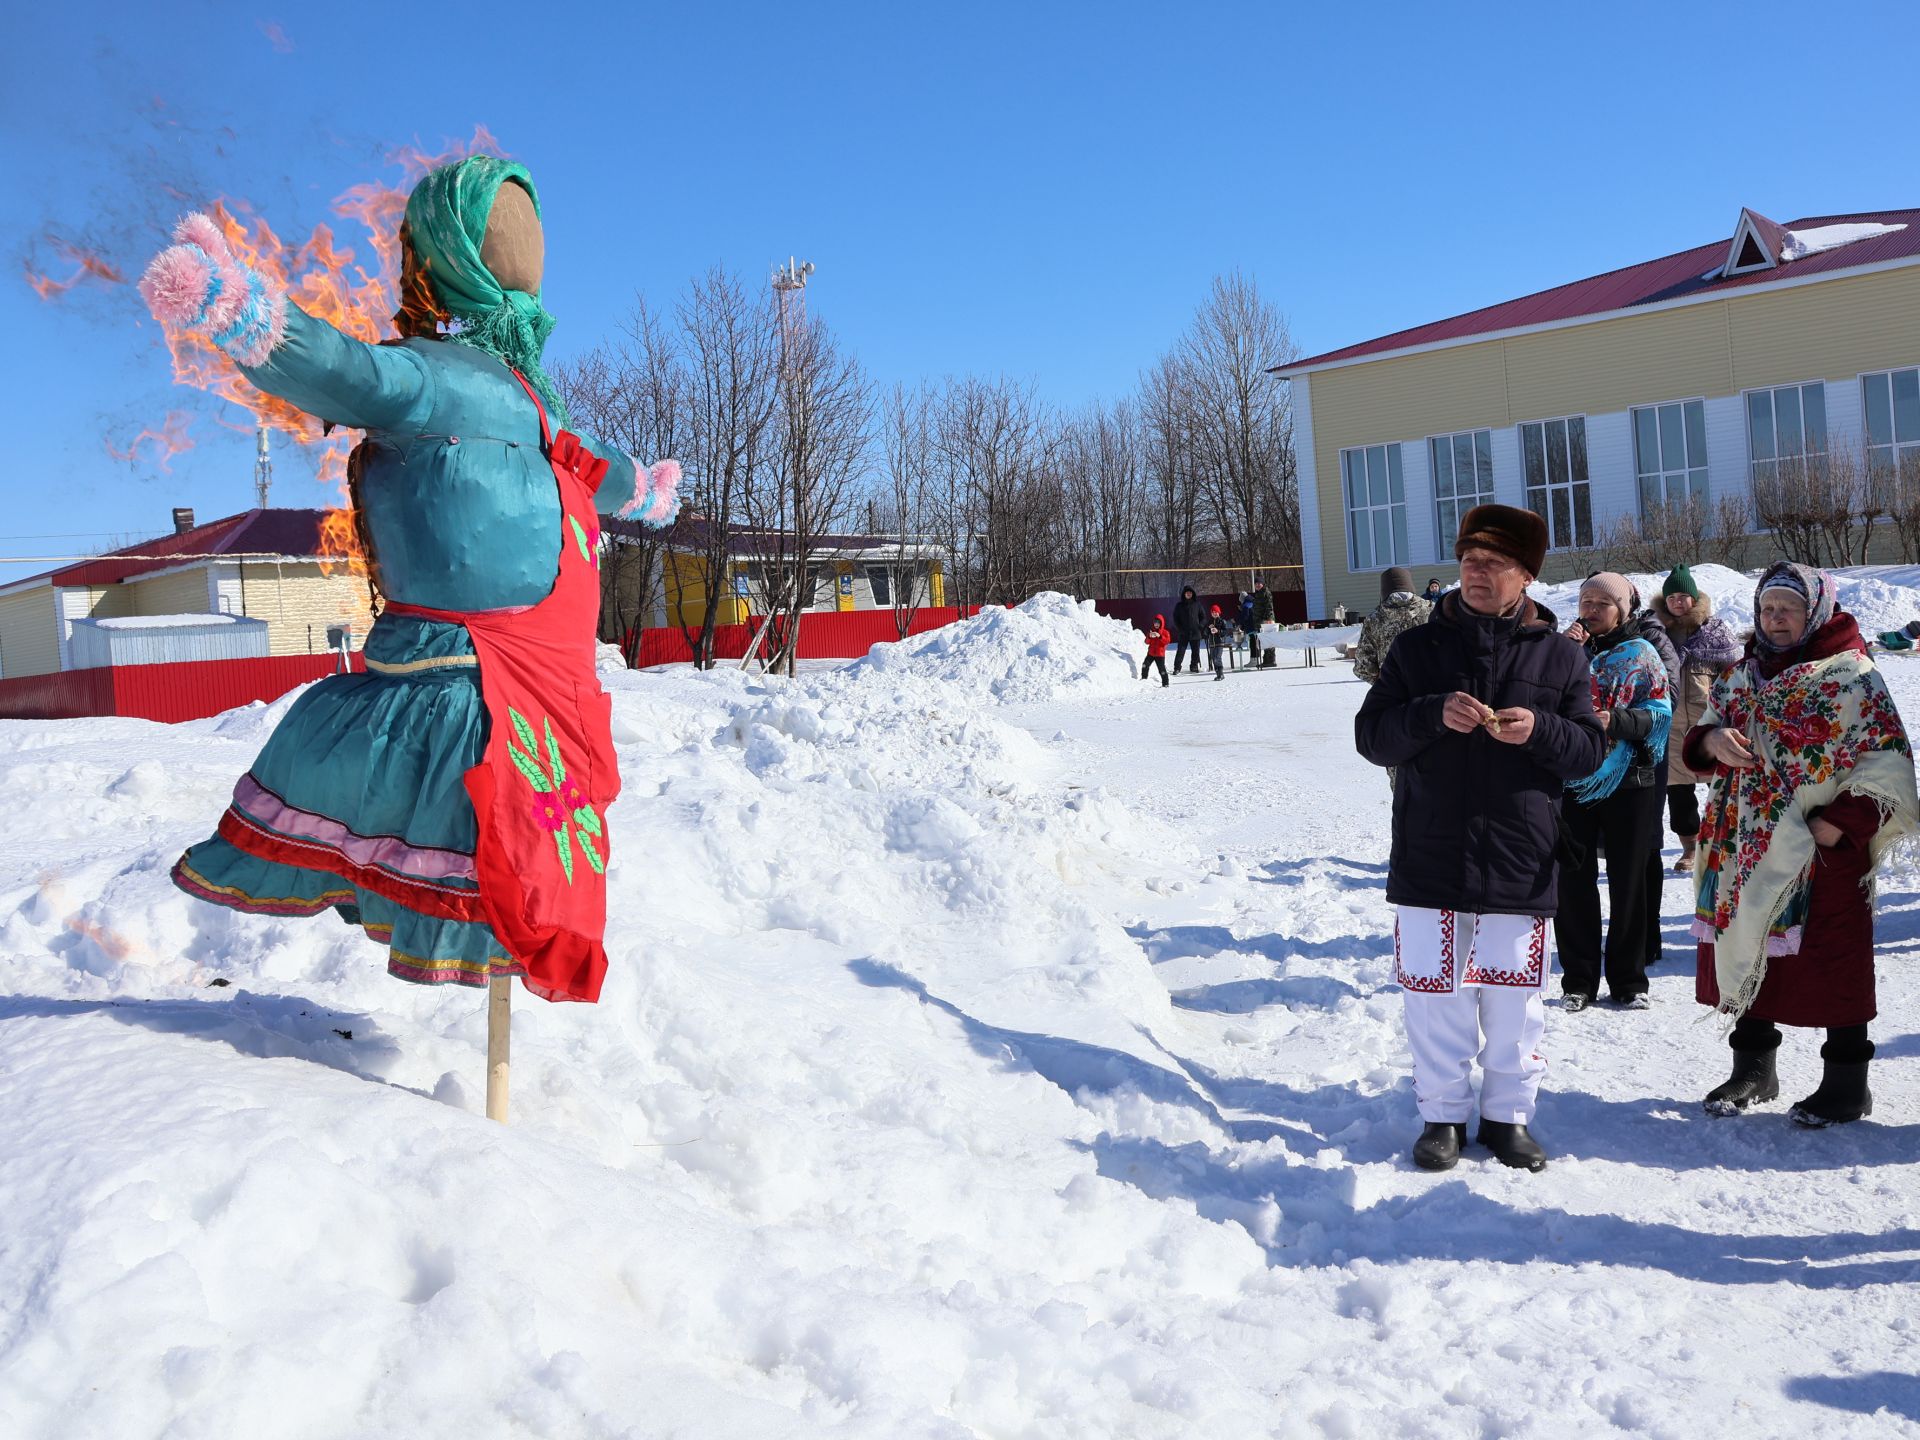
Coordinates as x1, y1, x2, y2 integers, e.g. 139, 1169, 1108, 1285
1356, 592, 1607, 916
1633, 609, 1682, 688
1251, 587, 1276, 626
1173, 591, 1207, 641
1238, 596, 1257, 632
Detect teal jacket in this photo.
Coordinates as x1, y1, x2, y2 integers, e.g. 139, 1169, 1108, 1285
241, 306, 638, 612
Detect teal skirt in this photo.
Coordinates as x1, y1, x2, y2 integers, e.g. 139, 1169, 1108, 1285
173, 613, 521, 987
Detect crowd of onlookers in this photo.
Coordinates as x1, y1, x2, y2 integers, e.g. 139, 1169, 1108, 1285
1138, 580, 1282, 685
1351, 503, 1918, 1173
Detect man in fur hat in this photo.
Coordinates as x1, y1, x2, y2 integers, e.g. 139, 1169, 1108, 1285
1355, 505, 1606, 1172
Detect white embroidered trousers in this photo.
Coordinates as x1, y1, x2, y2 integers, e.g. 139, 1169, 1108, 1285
1396, 906, 1549, 1125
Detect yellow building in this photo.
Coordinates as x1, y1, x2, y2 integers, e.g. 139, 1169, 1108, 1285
0, 508, 373, 680
1274, 207, 1920, 618
607, 520, 948, 631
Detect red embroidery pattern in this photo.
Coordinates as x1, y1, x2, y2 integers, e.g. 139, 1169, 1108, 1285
1465, 915, 1548, 988
1396, 909, 1457, 993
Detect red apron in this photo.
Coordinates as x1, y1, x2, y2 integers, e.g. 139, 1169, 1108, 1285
388, 372, 619, 1003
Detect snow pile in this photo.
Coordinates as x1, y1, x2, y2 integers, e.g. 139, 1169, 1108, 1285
1779, 221, 1906, 262
851, 591, 1144, 703
1534, 562, 1920, 637
93, 612, 244, 629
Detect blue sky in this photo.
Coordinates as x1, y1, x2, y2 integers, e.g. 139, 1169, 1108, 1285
4, 0, 1917, 580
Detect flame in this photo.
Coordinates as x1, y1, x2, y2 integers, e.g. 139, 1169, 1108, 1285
106, 410, 195, 471
25, 239, 124, 301
148, 126, 505, 576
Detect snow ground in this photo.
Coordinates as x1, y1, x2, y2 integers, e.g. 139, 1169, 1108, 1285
2, 595, 1919, 1438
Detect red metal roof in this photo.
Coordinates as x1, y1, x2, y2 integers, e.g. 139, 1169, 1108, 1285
1275, 209, 1920, 375
44, 509, 333, 588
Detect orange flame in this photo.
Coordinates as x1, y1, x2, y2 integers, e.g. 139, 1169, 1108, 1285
25, 239, 124, 301
150, 126, 505, 576
106, 410, 195, 471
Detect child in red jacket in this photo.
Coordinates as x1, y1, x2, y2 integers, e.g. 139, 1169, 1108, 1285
1141, 615, 1170, 687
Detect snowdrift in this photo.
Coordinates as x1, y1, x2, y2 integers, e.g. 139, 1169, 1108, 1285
850, 592, 1143, 704
1533, 561, 1920, 637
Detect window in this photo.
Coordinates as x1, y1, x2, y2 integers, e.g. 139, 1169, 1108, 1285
1632, 399, 1709, 514
1863, 368, 1920, 482
1746, 382, 1827, 492
1429, 429, 1494, 560
1341, 444, 1407, 570
1519, 416, 1593, 550
866, 565, 893, 606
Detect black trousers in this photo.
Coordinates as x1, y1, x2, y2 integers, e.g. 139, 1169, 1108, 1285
1667, 782, 1700, 838
1173, 638, 1202, 671
1140, 655, 1168, 684
1208, 644, 1226, 676
1556, 781, 1663, 1000
1732, 1016, 1874, 1064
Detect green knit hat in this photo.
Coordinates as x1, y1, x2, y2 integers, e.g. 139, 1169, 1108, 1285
1661, 564, 1702, 601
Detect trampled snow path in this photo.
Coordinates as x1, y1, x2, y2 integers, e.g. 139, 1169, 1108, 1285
2, 601, 1918, 1437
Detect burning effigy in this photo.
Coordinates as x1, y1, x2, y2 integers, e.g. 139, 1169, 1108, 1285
139, 156, 680, 1086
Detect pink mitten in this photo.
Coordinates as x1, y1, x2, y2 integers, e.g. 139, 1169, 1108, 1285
138, 213, 287, 366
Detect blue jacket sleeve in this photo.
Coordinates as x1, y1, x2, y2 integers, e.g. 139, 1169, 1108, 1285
236, 305, 432, 434
1523, 646, 1608, 780
1355, 640, 1449, 767
581, 436, 640, 515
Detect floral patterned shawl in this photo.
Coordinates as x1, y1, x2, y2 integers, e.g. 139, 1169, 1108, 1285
1692, 633, 1918, 1015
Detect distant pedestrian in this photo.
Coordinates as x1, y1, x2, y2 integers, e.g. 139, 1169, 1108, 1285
1422, 578, 1443, 604
1206, 605, 1228, 680
1356, 504, 1605, 1174
1173, 586, 1206, 674
1353, 567, 1432, 685
1656, 565, 1739, 874
1140, 614, 1170, 687
1252, 580, 1277, 668
1239, 591, 1261, 667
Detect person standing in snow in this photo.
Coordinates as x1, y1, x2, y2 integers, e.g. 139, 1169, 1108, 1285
1356, 505, 1605, 1173
1555, 574, 1671, 1012
1140, 615, 1171, 687
1352, 567, 1432, 685
1685, 563, 1918, 1125
1252, 580, 1277, 668
1172, 586, 1207, 675
1239, 591, 1262, 668
1422, 578, 1444, 605
1205, 605, 1229, 681
1655, 566, 1740, 874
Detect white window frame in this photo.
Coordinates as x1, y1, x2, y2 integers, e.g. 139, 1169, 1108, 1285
1428, 429, 1495, 563
1861, 367, 1920, 486
1339, 443, 1407, 572
1743, 380, 1828, 495
1518, 415, 1594, 552
1630, 396, 1711, 516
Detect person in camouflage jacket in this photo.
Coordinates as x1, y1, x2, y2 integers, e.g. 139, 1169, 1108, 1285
1353, 567, 1433, 684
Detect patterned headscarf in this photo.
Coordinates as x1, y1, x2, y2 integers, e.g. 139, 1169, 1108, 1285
1753, 561, 1835, 657
404, 156, 568, 426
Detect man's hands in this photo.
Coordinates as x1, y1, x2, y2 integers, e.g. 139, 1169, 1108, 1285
1442, 692, 1533, 743
1702, 727, 1759, 770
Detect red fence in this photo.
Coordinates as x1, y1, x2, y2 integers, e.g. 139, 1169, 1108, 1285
0, 653, 355, 723
631, 607, 980, 668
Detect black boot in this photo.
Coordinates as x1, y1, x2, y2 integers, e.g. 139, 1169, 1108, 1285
1703, 1045, 1780, 1116
1475, 1120, 1548, 1171
1790, 1061, 1874, 1127
1412, 1121, 1466, 1171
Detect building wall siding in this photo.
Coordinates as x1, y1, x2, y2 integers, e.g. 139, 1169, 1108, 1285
124, 567, 215, 619
231, 563, 373, 656
0, 587, 60, 679
1305, 263, 1920, 618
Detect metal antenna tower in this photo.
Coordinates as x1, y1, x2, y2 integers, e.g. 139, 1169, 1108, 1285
770, 256, 814, 360
254, 425, 273, 509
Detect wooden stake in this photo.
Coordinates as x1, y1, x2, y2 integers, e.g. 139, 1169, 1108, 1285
486, 975, 511, 1123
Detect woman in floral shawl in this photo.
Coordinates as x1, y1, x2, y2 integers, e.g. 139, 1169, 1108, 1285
1685, 562, 1919, 1125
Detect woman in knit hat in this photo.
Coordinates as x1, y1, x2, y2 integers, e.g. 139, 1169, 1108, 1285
1683, 562, 1918, 1125
1555, 572, 1672, 1011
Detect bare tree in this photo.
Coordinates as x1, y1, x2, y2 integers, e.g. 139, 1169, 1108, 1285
1752, 443, 1876, 568
674, 269, 779, 668
743, 311, 873, 675
933, 376, 1064, 605
879, 382, 938, 637
554, 300, 687, 664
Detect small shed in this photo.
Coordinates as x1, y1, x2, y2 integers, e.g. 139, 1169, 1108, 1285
67, 613, 271, 670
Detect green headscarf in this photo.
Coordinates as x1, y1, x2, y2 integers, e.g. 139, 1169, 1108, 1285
404, 155, 569, 426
